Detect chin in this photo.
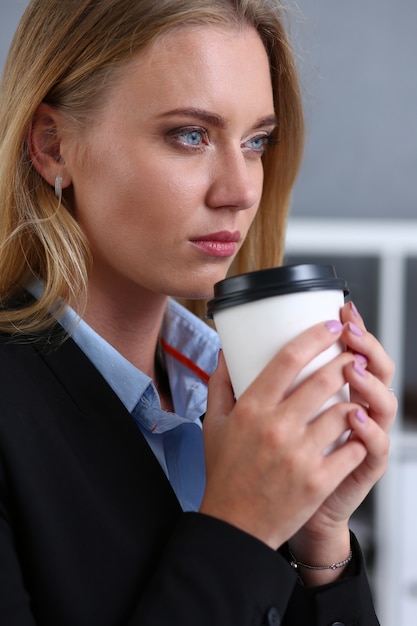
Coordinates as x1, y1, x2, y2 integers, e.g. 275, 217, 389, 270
172, 288, 213, 301
168, 266, 230, 300
168, 283, 215, 301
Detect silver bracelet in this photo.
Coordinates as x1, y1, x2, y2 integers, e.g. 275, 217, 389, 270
289, 549, 353, 571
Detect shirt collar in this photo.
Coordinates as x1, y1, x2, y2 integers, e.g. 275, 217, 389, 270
161, 299, 220, 418
58, 304, 149, 413
28, 280, 220, 420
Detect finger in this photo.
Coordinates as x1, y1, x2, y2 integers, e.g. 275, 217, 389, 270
205, 350, 235, 425
340, 310, 395, 388
243, 319, 345, 406
314, 434, 368, 494
344, 359, 398, 432
341, 301, 369, 365
348, 407, 391, 476
340, 300, 365, 329
305, 401, 352, 455
281, 349, 354, 424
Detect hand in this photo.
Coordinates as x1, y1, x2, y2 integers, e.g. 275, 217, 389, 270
200, 315, 376, 551
288, 301, 396, 584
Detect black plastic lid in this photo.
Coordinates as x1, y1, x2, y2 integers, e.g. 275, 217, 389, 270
206, 264, 349, 317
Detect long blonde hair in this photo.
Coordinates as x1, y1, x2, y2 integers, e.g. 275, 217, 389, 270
0, 0, 304, 333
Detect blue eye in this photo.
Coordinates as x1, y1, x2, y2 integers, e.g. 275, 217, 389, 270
243, 133, 278, 157
166, 126, 209, 152
248, 136, 266, 149
177, 129, 204, 146
245, 135, 269, 151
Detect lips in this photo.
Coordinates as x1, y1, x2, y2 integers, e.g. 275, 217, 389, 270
191, 230, 241, 243
190, 230, 241, 257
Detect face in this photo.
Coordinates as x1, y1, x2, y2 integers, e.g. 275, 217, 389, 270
61, 25, 276, 303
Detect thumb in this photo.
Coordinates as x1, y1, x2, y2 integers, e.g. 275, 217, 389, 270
206, 350, 235, 423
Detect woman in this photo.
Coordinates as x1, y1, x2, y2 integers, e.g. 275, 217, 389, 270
0, 1, 395, 625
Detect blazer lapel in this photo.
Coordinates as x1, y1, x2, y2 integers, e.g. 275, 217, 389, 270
33, 329, 182, 518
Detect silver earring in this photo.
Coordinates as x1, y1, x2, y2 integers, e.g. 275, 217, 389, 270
54, 174, 62, 202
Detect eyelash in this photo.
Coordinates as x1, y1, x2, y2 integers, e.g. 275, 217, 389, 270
166, 126, 278, 156
244, 134, 278, 154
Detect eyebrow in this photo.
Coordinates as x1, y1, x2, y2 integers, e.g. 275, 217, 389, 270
157, 108, 278, 130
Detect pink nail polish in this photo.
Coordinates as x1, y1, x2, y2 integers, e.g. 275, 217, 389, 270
356, 408, 368, 424
348, 321, 363, 337
325, 320, 343, 334
350, 301, 360, 317
353, 361, 366, 377
355, 353, 368, 366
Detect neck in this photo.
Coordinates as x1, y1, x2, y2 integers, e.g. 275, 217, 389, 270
80, 286, 169, 380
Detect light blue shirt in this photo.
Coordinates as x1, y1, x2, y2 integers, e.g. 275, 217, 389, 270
28, 282, 220, 509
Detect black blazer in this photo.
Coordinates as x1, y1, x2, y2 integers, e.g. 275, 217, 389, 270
0, 329, 380, 626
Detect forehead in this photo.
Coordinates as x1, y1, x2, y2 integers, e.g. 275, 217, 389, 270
106, 24, 274, 115
145, 22, 269, 73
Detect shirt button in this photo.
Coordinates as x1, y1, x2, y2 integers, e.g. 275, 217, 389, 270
330, 622, 345, 626
265, 606, 281, 625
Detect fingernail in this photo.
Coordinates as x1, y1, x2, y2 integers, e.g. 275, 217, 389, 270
350, 301, 360, 317
325, 320, 343, 334
353, 360, 366, 377
348, 321, 364, 337
356, 408, 368, 424
355, 353, 368, 366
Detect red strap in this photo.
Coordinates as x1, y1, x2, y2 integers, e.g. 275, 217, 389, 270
160, 337, 210, 384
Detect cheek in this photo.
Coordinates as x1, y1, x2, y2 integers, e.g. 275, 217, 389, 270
128, 162, 209, 232
71, 143, 140, 219
75, 165, 189, 252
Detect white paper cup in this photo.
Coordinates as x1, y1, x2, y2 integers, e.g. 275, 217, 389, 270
207, 264, 350, 450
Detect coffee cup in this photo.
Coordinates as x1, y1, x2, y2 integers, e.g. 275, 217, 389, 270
207, 264, 350, 428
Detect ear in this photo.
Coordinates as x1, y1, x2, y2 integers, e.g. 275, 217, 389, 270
27, 103, 72, 189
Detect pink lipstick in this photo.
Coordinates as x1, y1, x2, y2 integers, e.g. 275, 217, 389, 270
190, 231, 240, 258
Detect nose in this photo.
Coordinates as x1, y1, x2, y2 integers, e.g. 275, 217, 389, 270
205, 147, 262, 212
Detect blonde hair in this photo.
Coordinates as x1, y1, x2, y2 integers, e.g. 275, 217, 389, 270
0, 0, 304, 333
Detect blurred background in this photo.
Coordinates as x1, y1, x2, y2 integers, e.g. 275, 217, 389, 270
286, 3, 417, 624
1, 0, 416, 623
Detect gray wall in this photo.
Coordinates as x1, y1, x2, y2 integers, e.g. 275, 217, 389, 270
291, 0, 417, 219
0, 1, 28, 65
